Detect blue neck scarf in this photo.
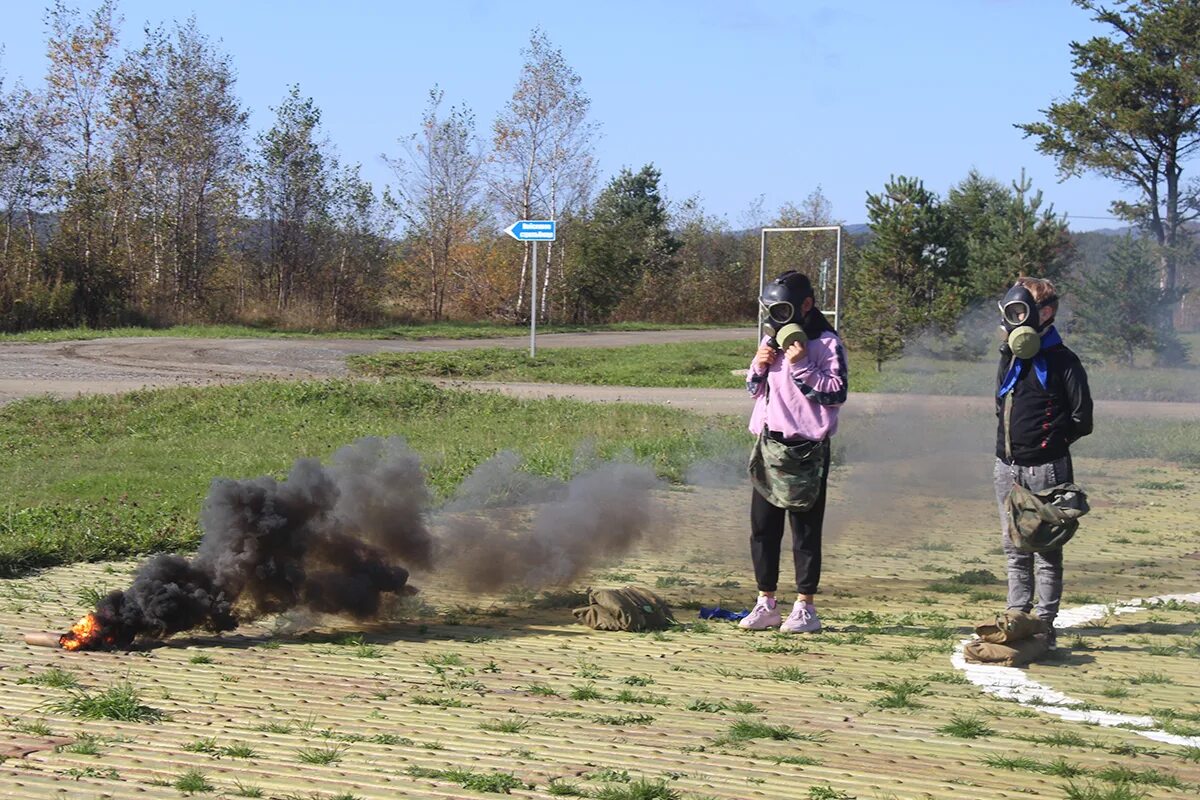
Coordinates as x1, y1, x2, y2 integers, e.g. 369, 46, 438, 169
998, 326, 1062, 397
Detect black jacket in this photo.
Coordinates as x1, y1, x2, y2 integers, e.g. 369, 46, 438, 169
995, 342, 1093, 466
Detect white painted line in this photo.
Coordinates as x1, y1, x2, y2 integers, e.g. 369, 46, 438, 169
952, 592, 1200, 748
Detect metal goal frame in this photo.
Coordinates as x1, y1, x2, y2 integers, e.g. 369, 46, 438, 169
758, 225, 843, 333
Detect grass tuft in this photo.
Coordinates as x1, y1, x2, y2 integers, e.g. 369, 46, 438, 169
18, 668, 80, 689
768, 666, 809, 682
1023, 730, 1090, 748
937, 714, 995, 739
405, 766, 528, 793
232, 780, 263, 798
621, 675, 655, 686
719, 719, 799, 744
772, 754, 822, 766
479, 717, 534, 733
868, 679, 927, 709
295, 744, 347, 765
62, 734, 102, 755
806, 786, 853, 800
592, 778, 680, 800
410, 695, 469, 708
173, 769, 214, 795
570, 683, 604, 701
592, 713, 656, 726
982, 754, 1043, 772
353, 643, 384, 659
183, 737, 218, 754
613, 689, 668, 706
1064, 782, 1150, 800
1133, 480, 1185, 491
1129, 671, 1173, 685
547, 778, 588, 796
1092, 765, 1185, 788
219, 742, 258, 759
48, 681, 165, 722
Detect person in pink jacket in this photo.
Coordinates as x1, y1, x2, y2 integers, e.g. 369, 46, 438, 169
740, 271, 847, 634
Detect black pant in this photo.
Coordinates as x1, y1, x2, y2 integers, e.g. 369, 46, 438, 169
749, 444, 830, 595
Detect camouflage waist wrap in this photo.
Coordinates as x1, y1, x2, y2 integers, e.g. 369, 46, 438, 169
748, 428, 828, 511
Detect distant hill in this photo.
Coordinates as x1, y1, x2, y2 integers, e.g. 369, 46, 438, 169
1072, 225, 1134, 237
838, 222, 1140, 265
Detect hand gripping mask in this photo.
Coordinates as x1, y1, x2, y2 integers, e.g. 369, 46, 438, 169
760, 271, 813, 350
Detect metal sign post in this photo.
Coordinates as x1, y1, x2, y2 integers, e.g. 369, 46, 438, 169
530, 242, 538, 357
504, 220, 557, 356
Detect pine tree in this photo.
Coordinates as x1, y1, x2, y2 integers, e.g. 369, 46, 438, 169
945, 169, 1073, 304
846, 175, 960, 369
1072, 235, 1184, 367
567, 164, 678, 322
1019, 0, 1200, 343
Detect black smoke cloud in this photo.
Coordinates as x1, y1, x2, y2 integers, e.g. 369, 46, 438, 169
91, 439, 665, 646
94, 438, 433, 647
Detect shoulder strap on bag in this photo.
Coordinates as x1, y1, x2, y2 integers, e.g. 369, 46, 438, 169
1002, 356, 1016, 463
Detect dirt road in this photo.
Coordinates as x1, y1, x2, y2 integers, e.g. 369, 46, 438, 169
2, 329, 1196, 419
0, 328, 754, 405
433, 380, 1200, 421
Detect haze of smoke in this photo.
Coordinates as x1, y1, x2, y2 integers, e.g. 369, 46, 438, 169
93, 437, 433, 646
826, 310, 999, 544
439, 450, 559, 512
684, 449, 748, 488
683, 315, 1001, 549
826, 404, 993, 543
434, 452, 666, 592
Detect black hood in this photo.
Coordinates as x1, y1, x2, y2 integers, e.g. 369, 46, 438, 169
761, 271, 837, 340
1000, 284, 1056, 333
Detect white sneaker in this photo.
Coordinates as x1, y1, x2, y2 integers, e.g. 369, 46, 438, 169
738, 596, 782, 630
780, 601, 822, 634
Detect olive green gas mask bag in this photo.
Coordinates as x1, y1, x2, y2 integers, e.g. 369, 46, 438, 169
1005, 482, 1089, 553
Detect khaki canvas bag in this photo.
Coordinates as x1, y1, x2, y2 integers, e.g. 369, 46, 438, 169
963, 636, 1049, 667
975, 609, 1046, 644
573, 586, 676, 632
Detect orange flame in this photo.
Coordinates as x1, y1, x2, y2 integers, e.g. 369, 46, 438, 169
59, 613, 104, 651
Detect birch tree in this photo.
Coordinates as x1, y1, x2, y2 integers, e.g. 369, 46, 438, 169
490, 28, 596, 321
386, 87, 484, 320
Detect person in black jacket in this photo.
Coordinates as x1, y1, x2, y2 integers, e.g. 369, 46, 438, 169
993, 277, 1093, 649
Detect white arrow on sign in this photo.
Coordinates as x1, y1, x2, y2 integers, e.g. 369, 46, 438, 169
505, 219, 557, 241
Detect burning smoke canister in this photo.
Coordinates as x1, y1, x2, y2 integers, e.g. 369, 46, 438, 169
23, 613, 106, 649
23, 631, 66, 648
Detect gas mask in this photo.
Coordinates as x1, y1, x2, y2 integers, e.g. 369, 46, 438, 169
999, 284, 1055, 359
760, 272, 813, 351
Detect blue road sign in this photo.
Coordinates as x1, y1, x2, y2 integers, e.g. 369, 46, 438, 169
505, 219, 557, 241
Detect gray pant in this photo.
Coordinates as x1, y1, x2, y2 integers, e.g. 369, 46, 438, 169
993, 456, 1071, 623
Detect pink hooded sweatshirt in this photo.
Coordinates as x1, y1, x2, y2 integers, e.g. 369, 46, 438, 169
747, 331, 848, 441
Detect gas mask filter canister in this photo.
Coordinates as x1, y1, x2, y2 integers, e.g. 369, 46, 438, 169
1007, 326, 1041, 359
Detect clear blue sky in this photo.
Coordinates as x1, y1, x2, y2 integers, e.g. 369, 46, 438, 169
1, 0, 1130, 230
